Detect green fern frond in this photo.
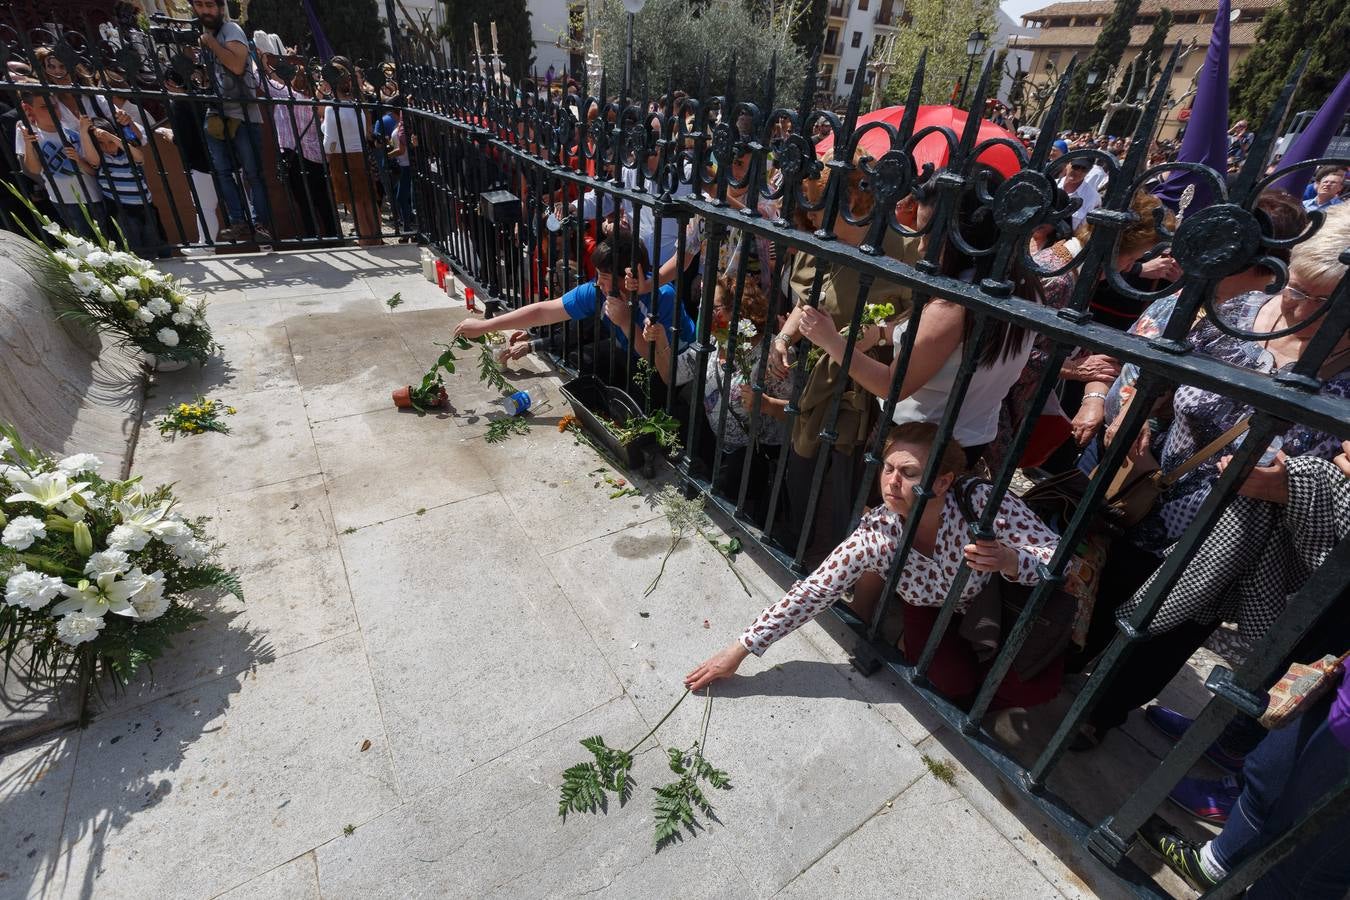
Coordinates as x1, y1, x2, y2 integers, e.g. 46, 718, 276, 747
558, 761, 608, 819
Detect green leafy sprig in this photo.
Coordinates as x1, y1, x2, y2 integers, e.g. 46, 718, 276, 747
484, 416, 531, 443
653, 691, 732, 849
558, 689, 732, 851
476, 340, 513, 394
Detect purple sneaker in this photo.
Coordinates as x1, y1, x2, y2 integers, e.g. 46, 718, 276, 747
1144, 706, 1246, 773
1168, 774, 1241, 824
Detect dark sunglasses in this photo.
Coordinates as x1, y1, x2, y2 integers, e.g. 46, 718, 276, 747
1070, 163, 1089, 172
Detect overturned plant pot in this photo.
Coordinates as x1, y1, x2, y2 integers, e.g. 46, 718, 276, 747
392, 385, 448, 410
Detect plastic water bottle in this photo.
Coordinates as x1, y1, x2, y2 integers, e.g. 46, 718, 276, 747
1235, 431, 1283, 466
495, 385, 548, 416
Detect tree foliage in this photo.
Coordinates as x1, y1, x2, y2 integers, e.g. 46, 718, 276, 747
242, 0, 389, 64
439, 0, 535, 82
1063, 0, 1141, 130
1230, 0, 1350, 130
880, 0, 999, 106
1115, 7, 1170, 101
593, 0, 807, 102
791, 0, 829, 56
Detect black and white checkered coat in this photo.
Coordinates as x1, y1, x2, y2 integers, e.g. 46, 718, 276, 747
1122, 456, 1350, 652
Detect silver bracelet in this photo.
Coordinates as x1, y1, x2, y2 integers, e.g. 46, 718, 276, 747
1082, 391, 1108, 402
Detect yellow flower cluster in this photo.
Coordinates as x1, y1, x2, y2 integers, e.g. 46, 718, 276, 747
158, 395, 236, 437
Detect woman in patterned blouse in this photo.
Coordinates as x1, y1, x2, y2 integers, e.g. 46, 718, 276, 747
686, 422, 1064, 709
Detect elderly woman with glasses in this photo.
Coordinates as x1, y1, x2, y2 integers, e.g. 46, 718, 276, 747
1066, 204, 1350, 748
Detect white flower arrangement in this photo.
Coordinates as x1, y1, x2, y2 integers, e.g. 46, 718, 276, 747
0, 424, 241, 709
3, 184, 218, 365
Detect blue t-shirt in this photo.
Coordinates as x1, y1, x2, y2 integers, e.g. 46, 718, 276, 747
560, 281, 693, 354
374, 113, 398, 168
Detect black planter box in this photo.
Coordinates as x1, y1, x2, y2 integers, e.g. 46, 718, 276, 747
559, 374, 656, 474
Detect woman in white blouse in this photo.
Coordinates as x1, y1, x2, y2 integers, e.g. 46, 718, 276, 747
321, 58, 382, 246
686, 421, 1064, 709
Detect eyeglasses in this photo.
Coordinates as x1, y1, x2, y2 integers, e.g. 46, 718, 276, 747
1069, 163, 1089, 172
1285, 284, 1331, 305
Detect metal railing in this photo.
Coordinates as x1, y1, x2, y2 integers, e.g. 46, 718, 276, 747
401, 42, 1350, 900
1, 13, 414, 252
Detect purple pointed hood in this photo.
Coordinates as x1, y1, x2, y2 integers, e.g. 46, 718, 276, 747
302, 0, 336, 62
1155, 0, 1231, 212
1270, 68, 1350, 197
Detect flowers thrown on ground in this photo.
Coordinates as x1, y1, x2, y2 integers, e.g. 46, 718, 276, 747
0, 423, 242, 710
156, 396, 236, 438
2, 182, 218, 364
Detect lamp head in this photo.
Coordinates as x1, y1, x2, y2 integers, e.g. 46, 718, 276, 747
966, 30, 987, 57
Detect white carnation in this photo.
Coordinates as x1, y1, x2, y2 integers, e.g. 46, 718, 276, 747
57, 453, 102, 476
117, 275, 142, 292
146, 297, 172, 317
55, 611, 105, 646
68, 271, 101, 294
136, 306, 155, 323
52, 251, 78, 270
85, 250, 112, 268
2, 516, 46, 551
154, 519, 192, 547
129, 572, 168, 620
737, 319, 758, 338
174, 538, 211, 568
98, 284, 120, 304
171, 311, 193, 325
5, 568, 66, 611
156, 327, 180, 348
107, 523, 150, 552
84, 550, 132, 578
65, 238, 96, 259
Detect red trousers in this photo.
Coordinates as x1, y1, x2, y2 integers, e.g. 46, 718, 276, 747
899, 602, 1063, 711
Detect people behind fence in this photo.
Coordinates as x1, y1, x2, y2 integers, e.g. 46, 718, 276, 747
192, 0, 272, 245
321, 57, 381, 248
12, 84, 108, 240
79, 115, 162, 258
686, 422, 1065, 711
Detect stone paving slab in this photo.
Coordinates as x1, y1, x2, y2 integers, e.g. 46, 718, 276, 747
4, 246, 1187, 900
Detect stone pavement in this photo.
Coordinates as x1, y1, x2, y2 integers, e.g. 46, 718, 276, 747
1, 245, 1213, 899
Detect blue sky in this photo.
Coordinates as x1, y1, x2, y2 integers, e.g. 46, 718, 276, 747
1001, 0, 1049, 25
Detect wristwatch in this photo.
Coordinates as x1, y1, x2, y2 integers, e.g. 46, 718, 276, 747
773, 334, 791, 347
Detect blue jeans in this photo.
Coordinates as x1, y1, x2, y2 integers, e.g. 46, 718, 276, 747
1210, 696, 1350, 899
55, 200, 109, 242
393, 165, 413, 230
111, 202, 164, 258
204, 120, 271, 228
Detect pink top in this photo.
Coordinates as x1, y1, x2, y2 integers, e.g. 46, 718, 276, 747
264, 78, 324, 164
739, 484, 1060, 656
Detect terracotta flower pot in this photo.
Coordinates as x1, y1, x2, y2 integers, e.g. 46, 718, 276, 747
392, 385, 414, 408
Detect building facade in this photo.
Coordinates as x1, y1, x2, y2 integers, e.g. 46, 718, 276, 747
1008, 0, 1276, 138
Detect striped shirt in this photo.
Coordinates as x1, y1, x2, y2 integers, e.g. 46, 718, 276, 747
96, 151, 148, 206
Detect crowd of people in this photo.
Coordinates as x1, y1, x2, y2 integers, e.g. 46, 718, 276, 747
1, 0, 416, 254
445, 93, 1350, 895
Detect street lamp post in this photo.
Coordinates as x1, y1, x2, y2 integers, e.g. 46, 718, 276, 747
622, 0, 645, 98
957, 29, 987, 110
1075, 68, 1098, 131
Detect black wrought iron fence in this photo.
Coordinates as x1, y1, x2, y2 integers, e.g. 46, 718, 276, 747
1, 12, 414, 253
403, 44, 1350, 900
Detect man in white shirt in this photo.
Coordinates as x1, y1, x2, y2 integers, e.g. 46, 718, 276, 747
1058, 160, 1102, 230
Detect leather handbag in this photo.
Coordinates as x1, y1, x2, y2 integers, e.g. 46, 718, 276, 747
952, 477, 1078, 680
1096, 416, 1252, 527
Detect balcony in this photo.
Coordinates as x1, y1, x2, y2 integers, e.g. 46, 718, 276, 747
827, 0, 848, 20
823, 38, 840, 56
874, 3, 899, 26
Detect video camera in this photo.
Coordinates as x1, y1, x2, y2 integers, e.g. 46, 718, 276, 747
148, 14, 202, 47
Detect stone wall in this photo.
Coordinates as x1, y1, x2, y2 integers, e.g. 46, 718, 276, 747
0, 231, 143, 477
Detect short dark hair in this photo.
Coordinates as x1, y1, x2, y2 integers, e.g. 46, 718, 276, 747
590, 227, 649, 276
88, 116, 118, 135
1314, 164, 1346, 183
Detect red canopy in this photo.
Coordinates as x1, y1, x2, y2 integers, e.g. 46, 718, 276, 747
814, 105, 1023, 180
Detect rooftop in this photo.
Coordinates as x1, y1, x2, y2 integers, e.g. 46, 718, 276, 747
1022, 0, 1277, 19
1009, 20, 1262, 48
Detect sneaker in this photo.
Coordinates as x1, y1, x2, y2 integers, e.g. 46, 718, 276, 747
1152, 831, 1220, 891
216, 222, 246, 242
1168, 774, 1241, 823
251, 226, 273, 249
1144, 706, 1247, 773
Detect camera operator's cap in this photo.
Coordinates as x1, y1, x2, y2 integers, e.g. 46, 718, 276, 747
1052, 139, 1069, 154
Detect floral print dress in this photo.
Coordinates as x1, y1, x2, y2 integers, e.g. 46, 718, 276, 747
738, 483, 1060, 655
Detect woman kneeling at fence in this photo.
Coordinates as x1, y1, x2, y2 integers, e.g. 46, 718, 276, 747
685, 421, 1064, 710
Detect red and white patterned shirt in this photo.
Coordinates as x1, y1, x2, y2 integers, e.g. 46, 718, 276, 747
739, 484, 1060, 655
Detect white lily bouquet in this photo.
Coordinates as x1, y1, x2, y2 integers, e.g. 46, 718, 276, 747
3, 182, 217, 364
0, 425, 240, 716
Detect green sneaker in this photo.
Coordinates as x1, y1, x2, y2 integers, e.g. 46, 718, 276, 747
1154, 831, 1219, 891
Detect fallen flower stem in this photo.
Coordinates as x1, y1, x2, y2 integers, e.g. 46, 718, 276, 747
626, 688, 692, 756
644, 533, 682, 597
